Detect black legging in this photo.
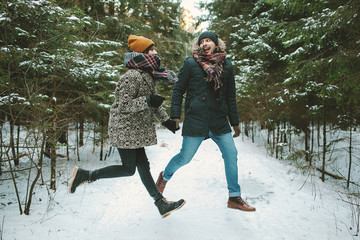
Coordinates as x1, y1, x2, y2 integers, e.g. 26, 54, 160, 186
90, 148, 162, 201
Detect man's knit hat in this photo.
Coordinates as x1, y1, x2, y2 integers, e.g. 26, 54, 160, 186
198, 31, 218, 46
128, 35, 154, 53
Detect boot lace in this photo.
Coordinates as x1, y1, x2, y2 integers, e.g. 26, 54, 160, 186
232, 197, 246, 205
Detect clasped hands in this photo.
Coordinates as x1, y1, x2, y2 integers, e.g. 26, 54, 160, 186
146, 94, 179, 134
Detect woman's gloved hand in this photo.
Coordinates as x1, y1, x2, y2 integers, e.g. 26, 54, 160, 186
167, 71, 178, 83
146, 95, 165, 108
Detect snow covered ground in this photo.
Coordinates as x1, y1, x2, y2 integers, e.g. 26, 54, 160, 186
1, 127, 359, 240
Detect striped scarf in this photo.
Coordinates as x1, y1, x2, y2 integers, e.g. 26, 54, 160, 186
125, 52, 174, 83
193, 50, 226, 91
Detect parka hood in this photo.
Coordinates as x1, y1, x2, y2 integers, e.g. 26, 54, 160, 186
191, 37, 226, 52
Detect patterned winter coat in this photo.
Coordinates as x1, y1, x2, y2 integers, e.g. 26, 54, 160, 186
108, 69, 169, 149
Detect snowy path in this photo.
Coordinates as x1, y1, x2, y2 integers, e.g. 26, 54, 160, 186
2, 129, 357, 240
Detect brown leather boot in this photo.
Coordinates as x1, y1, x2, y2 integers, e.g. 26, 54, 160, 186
228, 197, 256, 212
156, 171, 167, 193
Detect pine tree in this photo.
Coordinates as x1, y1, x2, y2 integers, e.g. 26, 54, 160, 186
201, 0, 360, 167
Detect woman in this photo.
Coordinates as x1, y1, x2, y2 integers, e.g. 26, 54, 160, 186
69, 35, 184, 218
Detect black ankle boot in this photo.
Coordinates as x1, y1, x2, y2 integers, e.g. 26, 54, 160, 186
69, 166, 91, 193
154, 198, 186, 218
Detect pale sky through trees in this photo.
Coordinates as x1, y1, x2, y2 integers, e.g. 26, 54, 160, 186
180, 0, 210, 32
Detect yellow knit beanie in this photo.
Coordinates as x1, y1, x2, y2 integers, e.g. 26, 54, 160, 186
128, 35, 154, 53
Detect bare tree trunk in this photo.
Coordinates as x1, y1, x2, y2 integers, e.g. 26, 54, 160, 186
0, 122, 2, 175
317, 120, 320, 149
276, 123, 280, 159
251, 122, 254, 143
24, 130, 46, 215
311, 119, 314, 160
76, 122, 81, 162
6, 31, 18, 166
288, 124, 292, 152
100, 120, 105, 161
347, 125, 352, 188
6, 150, 23, 214
100, 136, 104, 161
282, 121, 287, 143
244, 121, 249, 137
321, 103, 326, 182
79, 118, 84, 147
272, 128, 275, 156
93, 124, 96, 152
50, 59, 57, 191
66, 131, 70, 161
16, 124, 20, 159
9, 118, 18, 165
47, 123, 57, 191
104, 146, 112, 161
317, 120, 321, 162
49, 114, 57, 191
50, 146, 56, 191
304, 126, 310, 165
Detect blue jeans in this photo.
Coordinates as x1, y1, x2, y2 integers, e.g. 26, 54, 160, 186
163, 131, 241, 197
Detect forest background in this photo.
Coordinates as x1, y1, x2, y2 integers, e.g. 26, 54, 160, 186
0, 0, 359, 217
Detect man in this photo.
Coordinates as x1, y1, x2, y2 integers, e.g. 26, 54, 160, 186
156, 31, 255, 211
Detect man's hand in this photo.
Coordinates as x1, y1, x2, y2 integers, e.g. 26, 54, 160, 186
162, 119, 180, 134
173, 118, 180, 129
232, 125, 240, 138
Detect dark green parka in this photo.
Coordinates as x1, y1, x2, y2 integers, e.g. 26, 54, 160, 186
170, 57, 239, 137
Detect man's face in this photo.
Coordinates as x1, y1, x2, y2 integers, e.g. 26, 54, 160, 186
199, 38, 216, 54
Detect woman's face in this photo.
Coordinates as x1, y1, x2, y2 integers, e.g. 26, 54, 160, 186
199, 38, 216, 54
147, 46, 158, 55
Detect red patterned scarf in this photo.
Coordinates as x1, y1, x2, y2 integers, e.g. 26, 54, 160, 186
125, 52, 174, 83
193, 50, 226, 90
